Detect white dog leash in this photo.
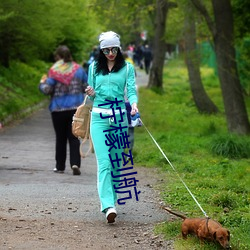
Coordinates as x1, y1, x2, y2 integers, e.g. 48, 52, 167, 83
139, 118, 209, 218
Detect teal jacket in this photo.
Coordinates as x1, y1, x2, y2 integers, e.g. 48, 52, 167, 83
87, 62, 138, 109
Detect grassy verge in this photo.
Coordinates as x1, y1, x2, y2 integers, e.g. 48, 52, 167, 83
1, 58, 249, 249
134, 58, 250, 250
0, 60, 50, 125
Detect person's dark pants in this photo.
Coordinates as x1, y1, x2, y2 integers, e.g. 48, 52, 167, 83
51, 110, 80, 171
125, 102, 135, 152
144, 59, 151, 74
128, 127, 134, 152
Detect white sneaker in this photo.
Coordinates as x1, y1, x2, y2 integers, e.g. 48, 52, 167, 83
105, 207, 117, 223
53, 168, 64, 173
72, 165, 81, 175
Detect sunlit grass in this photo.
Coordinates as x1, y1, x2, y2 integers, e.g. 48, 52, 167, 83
0, 60, 49, 122
1, 57, 249, 249
135, 58, 250, 250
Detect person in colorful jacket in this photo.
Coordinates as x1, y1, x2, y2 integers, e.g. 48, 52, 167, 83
85, 31, 138, 223
39, 45, 88, 175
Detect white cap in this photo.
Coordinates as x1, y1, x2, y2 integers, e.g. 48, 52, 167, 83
99, 31, 121, 49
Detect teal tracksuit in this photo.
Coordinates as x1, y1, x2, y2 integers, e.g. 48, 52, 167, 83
88, 62, 138, 212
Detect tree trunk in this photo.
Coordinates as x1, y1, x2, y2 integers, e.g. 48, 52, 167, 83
147, 0, 169, 89
191, 0, 250, 134
184, 4, 218, 114
212, 0, 250, 134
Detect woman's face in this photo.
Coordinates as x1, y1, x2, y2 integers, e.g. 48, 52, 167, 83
102, 47, 118, 61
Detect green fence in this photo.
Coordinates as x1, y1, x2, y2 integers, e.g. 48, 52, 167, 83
198, 41, 217, 74
198, 39, 250, 95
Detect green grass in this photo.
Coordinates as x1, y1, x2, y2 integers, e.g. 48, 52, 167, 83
0, 60, 50, 123
1, 57, 249, 249
134, 58, 250, 250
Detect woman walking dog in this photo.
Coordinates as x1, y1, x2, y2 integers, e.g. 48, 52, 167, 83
85, 31, 138, 223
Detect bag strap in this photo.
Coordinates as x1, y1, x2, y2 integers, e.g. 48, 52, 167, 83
79, 114, 94, 158
79, 136, 94, 158
79, 97, 93, 158
83, 94, 88, 105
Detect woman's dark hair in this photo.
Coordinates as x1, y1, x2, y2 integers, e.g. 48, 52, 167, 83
54, 45, 73, 63
95, 48, 126, 75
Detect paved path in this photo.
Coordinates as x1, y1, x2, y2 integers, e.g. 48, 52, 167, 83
0, 105, 165, 223
0, 70, 172, 249
135, 68, 149, 88
0, 68, 154, 222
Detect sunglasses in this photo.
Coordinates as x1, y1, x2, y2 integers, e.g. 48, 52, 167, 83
102, 47, 119, 55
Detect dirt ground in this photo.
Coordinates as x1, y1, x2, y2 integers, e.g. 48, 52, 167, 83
0, 217, 174, 250
0, 164, 173, 250
0, 89, 174, 249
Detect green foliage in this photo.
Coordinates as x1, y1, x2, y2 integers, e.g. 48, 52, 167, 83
210, 134, 250, 159
164, 0, 213, 45
0, 0, 100, 66
92, 0, 156, 45
232, 0, 250, 39
236, 37, 250, 95
0, 60, 49, 122
135, 58, 250, 249
165, 2, 184, 44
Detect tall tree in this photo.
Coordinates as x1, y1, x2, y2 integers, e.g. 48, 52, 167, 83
148, 0, 176, 89
184, 1, 218, 114
191, 0, 250, 134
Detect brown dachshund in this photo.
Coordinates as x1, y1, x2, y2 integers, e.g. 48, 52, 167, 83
162, 207, 231, 249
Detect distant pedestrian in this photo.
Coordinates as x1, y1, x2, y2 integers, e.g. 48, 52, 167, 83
134, 45, 144, 69
143, 44, 152, 74
39, 45, 88, 175
86, 46, 99, 71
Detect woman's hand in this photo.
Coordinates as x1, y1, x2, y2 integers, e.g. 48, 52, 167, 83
85, 86, 96, 97
131, 103, 138, 116
40, 74, 47, 83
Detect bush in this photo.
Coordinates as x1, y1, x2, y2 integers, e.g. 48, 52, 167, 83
210, 135, 250, 159
210, 191, 237, 209
0, 60, 49, 123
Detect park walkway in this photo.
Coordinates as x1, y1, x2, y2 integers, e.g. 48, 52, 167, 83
0, 69, 172, 249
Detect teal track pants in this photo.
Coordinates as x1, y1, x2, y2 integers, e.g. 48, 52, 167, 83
90, 111, 128, 212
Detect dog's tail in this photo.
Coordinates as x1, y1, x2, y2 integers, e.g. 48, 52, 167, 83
161, 206, 187, 220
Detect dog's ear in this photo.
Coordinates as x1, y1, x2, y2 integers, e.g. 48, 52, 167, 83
213, 231, 217, 240
227, 230, 230, 240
